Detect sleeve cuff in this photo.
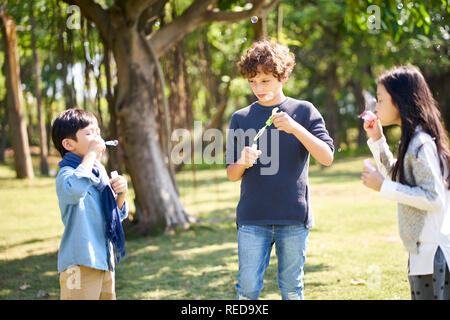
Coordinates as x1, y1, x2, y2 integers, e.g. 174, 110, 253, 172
119, 200, 129, 221
379, 179, 398, 200
367, 136, 387, 148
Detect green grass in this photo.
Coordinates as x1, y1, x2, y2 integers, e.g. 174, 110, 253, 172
0, 153, 410, 300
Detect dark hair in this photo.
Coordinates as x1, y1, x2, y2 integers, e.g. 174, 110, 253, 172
51, 108, 98, 157
237, 38, 295, 81
378, 65, 450, 188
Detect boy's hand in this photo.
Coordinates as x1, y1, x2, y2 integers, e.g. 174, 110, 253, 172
363, 119, 383, 142
271, 112, 299, 134
110, 175, 128, 196
87, 136, 106, 157
361, 167, 384, 191
237, 146, 262, 168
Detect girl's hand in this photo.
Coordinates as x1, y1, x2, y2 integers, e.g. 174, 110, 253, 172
363, 118, 383, 142
361, 167, 384, 191
110, 175, 128, 196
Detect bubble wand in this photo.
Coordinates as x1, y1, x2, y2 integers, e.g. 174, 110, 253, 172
358, 90, 377, 128
245, 107, 280, 169
103, 139, 122, 194
104, 140, 119, 146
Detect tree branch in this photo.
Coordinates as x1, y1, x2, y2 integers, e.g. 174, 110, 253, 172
260, 0, 282, 16
138, 0, 168, 35
150, 0, 274, 57
62, 0, 112, 46
204, 0, 278, 23
116, 0, 159, 23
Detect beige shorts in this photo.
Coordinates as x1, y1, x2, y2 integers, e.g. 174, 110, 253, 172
59, 265, 116, 300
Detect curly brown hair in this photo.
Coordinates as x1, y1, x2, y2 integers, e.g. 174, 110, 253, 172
237, 39, 295, 81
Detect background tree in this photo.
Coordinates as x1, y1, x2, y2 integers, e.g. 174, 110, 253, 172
59, 0, 278, 234
0, 0, 448, 236
0, 7, 34, 179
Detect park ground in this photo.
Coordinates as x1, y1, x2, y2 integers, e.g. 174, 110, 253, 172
0, 151, 410, 300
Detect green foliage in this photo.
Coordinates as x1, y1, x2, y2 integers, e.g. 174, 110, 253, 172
0, 0, 448, 157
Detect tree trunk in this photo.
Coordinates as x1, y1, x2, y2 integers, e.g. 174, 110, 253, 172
276, 3, 282, 42
0, 10, 34, 179
30, 2, 49, 175
326, 61, 338, 146
426, 71, 450, 132
57, 2, 77, 109
82, 17, 92, 111
351, 80, 366, 147
254, 15, 267, 40
104, 43, 122, 173
112, 27, 190, 234
0, 98, 8, 163
61, 0, 274, 234
198, 27, 214, 119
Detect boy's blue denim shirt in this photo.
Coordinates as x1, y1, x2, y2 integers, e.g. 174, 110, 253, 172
55, 163, 128, 273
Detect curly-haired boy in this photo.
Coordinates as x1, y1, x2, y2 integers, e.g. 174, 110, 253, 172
226, 39, 334, 300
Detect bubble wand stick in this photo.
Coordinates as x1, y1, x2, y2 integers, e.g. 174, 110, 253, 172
358, 90, 377, 128
103, 139, 122, 194
245, 107, 280, 169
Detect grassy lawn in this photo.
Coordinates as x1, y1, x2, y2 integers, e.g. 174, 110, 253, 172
0, 153, 410, 300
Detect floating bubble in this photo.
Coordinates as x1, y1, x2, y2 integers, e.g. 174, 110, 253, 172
397, 3, 403, 9
242, 37, 247, 43
251, 16, 258, 24
435, 44, 441, 50
368, 15, 376, 23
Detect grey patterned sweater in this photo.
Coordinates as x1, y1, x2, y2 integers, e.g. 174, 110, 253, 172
367, 127, 447, 254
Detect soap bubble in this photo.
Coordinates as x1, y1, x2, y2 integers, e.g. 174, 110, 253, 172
251, 16, 258, 24
397, 3, 403, 9
265, 91, 274, 101
368, 15, 376, 23
242, 37, 247, 43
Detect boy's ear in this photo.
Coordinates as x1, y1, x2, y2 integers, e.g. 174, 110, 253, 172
61, 138, 75, 152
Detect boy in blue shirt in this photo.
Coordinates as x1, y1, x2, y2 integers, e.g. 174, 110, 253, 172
226, 39, 334, 300
51, 108, 129, 300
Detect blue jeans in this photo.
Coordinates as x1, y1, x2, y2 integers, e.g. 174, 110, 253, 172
236, 224, 309, 300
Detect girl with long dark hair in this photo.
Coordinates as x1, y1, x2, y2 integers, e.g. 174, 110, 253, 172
362, 65, 450, 300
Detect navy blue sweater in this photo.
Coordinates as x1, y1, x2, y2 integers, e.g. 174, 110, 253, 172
225, 97, 334, 228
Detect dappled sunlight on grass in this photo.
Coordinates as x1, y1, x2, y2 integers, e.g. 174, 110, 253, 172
0, 154, 410, 299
